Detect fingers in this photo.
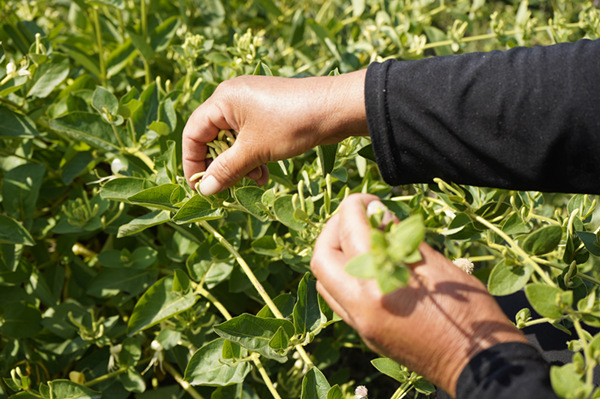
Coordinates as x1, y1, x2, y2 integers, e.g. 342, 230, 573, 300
182, 100, 233, 186
336, 194, 382, 258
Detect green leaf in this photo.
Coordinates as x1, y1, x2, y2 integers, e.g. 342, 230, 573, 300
131, 82, 159, 138
50, 112, 120, 151
424, 26, 453, 55
293, 273, 322, 337
0, 301, 42, 338
521, 225, 562, 255
118, 368, 146, 393
377, 265, 411, 294
87, 268, 157, 298
345, 252, 376, 279
106, 40, 136, 78
128, 29, 154, 61
487, 261, 532, 296
0, 215, 34, 246
268, 326, 290, 353
326, 385, 344, 399
214, 313, 295, 362
414, 378, 436, 394
253, 61, 273, 76
257, 293, 296, 319
301, 367, 330, 399
47, 380, 101, 399
234, 186, 269, 221
273, 195, 307, 231
172, 195, 225, 224
550, 364, 592, 399
388, 214, 425, 261
128, 184, 183, 211
128, 276, 198, 334
317, 144, 338, 176
27, 55, 69, 98
352, 0, 366, 17
184, 338, 251, 386
91, 86, 119, 115
117, 210, 171, 237
100, 177, 155, 201
371, 358, 408, 383
150, 16, 180, 52
2, 163, 45, 219
524, 283, 564, 319
0, 106, 38, 138
576, 231, 600, 256
357, 144, 376, 162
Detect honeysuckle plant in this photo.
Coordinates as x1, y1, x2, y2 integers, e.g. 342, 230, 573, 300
1, 1, 600, 399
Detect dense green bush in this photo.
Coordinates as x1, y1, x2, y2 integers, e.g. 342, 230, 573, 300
1, 0, 600, 398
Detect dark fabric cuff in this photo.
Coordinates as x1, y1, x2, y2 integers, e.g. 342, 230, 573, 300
456, 342, 559, 399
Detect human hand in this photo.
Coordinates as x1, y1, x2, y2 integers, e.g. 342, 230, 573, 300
310, 194, 528, 397
182, 70, 368, 195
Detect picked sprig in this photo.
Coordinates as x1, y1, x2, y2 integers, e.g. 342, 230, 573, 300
346, 208, 425, 294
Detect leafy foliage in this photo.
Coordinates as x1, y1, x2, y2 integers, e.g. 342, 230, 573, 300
1, 0, 600, 398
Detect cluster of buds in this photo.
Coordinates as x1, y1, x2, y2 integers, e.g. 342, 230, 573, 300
452, 258, 474, 274
1, 57, 30, 86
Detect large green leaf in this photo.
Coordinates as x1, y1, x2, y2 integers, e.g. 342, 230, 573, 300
128, 276, 198, 334
2, 163, 45, 219
0, 215, 34, 246
371, 358, 409, 383
172, 195, 225, 224
47, 380, 101, 399
293, 273, 322, 337
273, 195, 307, 231
300, 367, 330, 399
234, 186, 269, 221
0, 301, 42, 338
521, 225, 562, 255
316, 144, 337, 176
487, 261, 532, 296
214, 313, 295, 362
0, 106, 38, 138
50, 112, 120, 151
128, 184, 184, 211
576, 231, 600, 256
524, 283, 567, 319
87, 268, 158, 298
184, 338, 251, 386
117, 210, 171, 237
27, 55, 69, 98
99, 177, 155, 201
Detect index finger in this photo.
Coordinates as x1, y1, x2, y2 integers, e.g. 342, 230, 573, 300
182, 101, 233, 186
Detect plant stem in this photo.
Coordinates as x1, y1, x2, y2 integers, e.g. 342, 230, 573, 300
199, 220, 314, 368
163, 362, 205, 399
471, 214, 557, 287
91, 7, 107, 86
195, 284, 282, 399
85, 367, 128, 387
572, 318, 595, 386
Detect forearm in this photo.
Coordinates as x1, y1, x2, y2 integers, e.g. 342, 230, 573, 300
366, 39, 600, 194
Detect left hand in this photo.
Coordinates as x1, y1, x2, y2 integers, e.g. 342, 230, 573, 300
310, 194, 527, 397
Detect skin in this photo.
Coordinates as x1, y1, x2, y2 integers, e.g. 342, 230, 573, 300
182, 72, 528, 397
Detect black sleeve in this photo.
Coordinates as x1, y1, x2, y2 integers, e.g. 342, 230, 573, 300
455, 342, 559, 399
365, 39, 600, 194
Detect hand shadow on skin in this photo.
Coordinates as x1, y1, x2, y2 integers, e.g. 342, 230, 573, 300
381, 277, 522, 357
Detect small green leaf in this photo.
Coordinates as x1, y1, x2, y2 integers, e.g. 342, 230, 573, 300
214, 313, 295, 362
317, 144, 338, 176
576, 231, 600, 256
172, 269, 190, 293
235, 186, 269, 221
357, 144, 376, 162
184, 339, 251, 386
345, 252, 376, 279
388, 214, 425, 261
128, 184, 182, 211
521, 225, 562, 255
50, 112, 120, 151
488, 261, 532, 296
371, 357, 409, 383
127, 276, 198, 334
0, 301, 42, 338
301, 367, 330, 399
268, 325, 290, 353
172, 195, 225, 224
550, 364, 592, 399
326, 385, 344, 399
524, 283, 564, 319
27, 55, 69, 98
100, 177, 155, 201
117, 210, 171, 237
273, 195, 307, 231
377, 265, 410, 294
91, 86, 119, 116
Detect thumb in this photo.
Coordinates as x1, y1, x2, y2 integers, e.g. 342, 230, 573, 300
197, 141, 258, 196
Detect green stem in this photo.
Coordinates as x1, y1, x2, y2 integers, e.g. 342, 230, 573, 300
471, 214, 556, 287
85, 367, 128, 387
523, 317, 553, 327
572, 318, 595, 386
198, 220, 314, 368
195, 285, 282, 399
91, 7, 107, 85
531, 257, 600, 286
163, 362, 205, 399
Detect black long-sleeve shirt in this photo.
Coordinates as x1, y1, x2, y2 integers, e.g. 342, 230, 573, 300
365, 39, 600, 398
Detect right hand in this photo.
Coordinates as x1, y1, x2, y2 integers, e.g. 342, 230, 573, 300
182, 70, 369, 195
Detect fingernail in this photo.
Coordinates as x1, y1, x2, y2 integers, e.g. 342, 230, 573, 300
199, 175, 221, 196
366, 200, 394, 227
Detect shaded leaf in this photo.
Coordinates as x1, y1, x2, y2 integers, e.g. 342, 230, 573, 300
488, 261, 532, 296
184, 338, 251, 386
